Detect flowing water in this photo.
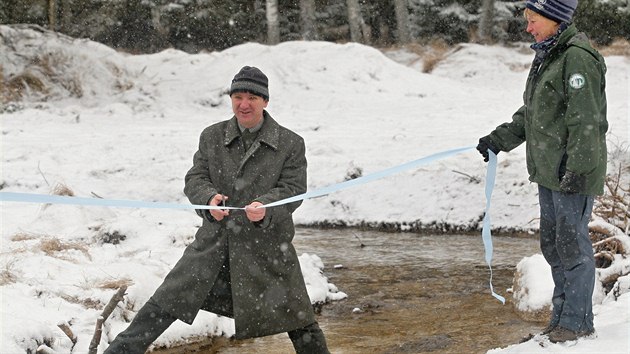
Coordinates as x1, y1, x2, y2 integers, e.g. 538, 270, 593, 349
154, 228, 543, 354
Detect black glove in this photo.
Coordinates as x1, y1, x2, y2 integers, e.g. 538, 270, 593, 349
559, 170, 585, 194
476, 137, 500, 162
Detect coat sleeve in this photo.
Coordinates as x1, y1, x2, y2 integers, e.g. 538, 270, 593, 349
254, 134, 307, 225
184, 128, 219, 219
563, 46, 607, 176
488, 104, 527, 152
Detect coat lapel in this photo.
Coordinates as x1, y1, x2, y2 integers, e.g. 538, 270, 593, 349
223, 117, 245, 172
237, 111, 280, 173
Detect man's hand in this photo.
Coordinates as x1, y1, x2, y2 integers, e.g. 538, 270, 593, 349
245, 201, 266, 222
209, 194, 229, 221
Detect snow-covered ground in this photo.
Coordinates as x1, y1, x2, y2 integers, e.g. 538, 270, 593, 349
1, 25, 628, 353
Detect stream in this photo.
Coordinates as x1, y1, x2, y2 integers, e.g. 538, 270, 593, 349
154, 228, 543, 354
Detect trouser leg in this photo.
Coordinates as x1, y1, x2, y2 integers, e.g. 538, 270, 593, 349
104, 297, 177, 354
555, 190, 595, 332
538, 185, 595, 333
288, 321, 330, 354
538, 186, 564, 328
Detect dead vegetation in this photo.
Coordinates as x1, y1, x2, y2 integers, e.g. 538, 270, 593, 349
1, 26, 134, 105
386, 37, 629, 77
10, 232, 40, 242
591, 160, 630, 292
60, 294, 103, 310
39, 237, 92, 262
4, 69, 48, 103
97, 278, 134, 290
593, 165, 630, 236
54, 278, 133, 311
390, 40, 454, 73
0, 259, 18, 286
597, 38, 630, 57
52, 182, 75, 197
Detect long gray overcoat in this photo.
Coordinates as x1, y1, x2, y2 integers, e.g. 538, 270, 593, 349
151, 111, 315, 339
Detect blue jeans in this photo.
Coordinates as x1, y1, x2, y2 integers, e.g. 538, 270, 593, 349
538, 185, 595, 333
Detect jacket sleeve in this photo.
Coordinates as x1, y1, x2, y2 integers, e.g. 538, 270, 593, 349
184, 128, 219, 219
488, 104, 527, 152
563, 46, 607, 176
254, 135, 307, 225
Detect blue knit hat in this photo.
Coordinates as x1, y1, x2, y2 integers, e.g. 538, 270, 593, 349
526, 0, 578, 23
230, 66, 269, 101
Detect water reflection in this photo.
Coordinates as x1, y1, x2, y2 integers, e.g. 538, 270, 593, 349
296, 228, 537, 268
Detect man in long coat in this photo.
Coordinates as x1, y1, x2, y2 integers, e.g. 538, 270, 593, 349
105, 66, 330, 353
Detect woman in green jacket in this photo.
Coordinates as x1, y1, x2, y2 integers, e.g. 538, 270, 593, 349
476, 0, 607, 344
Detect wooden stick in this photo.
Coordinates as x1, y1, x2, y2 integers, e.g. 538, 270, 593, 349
88, 316, 104, 354
57, 321, 77, 344
101, 285, 128, 321
87, 285, 128, 354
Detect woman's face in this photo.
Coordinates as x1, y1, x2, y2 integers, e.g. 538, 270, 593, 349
525, 10, 560, 43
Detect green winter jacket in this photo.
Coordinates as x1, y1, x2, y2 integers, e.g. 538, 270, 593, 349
487, 24, 608, 196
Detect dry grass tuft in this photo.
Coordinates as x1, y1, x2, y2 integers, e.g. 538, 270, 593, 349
11, 232, 39, 242
0, 270, 17, 286
5, 70, 48, 102
52, 182, 75, 197
60, 294, 103, 310
598, 38, 630, 57
39, 237, 92, 261
58, 278, 133, 310
405, 40, 454, 74
97, 278, 134, 290
0, 260, 18, 286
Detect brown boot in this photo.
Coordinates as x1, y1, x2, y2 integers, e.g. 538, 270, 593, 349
541, 323, 557, 335
548, 326, 594, 343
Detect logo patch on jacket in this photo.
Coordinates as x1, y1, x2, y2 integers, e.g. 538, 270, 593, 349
569, 73, 585, 89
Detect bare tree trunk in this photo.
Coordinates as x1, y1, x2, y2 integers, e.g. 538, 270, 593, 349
346, 0, 363, 43
347, 0, 361, 42
479, 0, 495, 44
151, 6, 168, 46
48, 0, 57, 31
59, 0, 72, 33
393, 0, 411, 44
300, 0, 317, 40
266, 0, 280, 45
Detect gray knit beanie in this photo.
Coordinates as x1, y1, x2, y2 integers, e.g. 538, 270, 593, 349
229, 66, 269, 101
526, 0, 578, 23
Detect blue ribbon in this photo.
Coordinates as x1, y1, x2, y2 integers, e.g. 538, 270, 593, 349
264, 145, 475, 207
0, 146, 475, 209
0, 192, 243, 210
482, 150, 505, 304
0, 145, 504, 303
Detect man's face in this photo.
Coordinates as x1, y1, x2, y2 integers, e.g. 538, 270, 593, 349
526, 12, 559, 43
231, 91, 268, 128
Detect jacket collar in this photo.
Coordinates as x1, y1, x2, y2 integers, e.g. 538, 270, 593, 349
224, 110, 280, 150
